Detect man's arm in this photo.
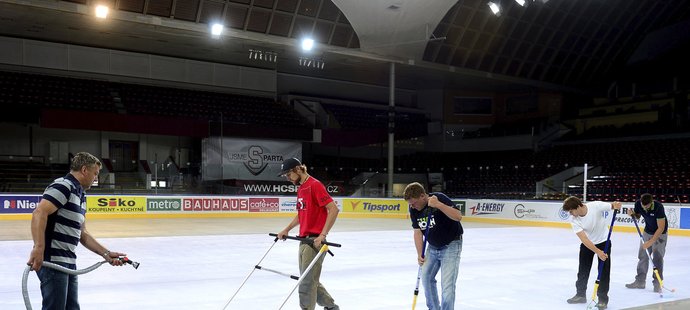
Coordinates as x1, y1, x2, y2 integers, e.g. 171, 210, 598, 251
313, 201, 339, 247
428, 195, 462, 221
320, 201, 339, 236
27, 199, 58, 271
627, 208, 641, 219
80, 222, 125, 265
642, 218, 666, 250
414, 228, 424, 265
575, 230, 608, 261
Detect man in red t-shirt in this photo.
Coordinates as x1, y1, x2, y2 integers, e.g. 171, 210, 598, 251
277, 158, 340, 310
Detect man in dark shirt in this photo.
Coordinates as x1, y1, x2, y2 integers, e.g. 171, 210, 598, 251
405, 182, 463, 310
625, 193, 668, 293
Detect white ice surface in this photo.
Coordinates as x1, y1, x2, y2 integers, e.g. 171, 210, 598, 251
1, 226, 688, 309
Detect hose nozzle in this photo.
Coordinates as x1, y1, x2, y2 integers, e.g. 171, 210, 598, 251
120, 257, 140, 269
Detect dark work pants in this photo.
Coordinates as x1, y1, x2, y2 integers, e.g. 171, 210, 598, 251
635, 232, 667, 286
575, 241, 611, 303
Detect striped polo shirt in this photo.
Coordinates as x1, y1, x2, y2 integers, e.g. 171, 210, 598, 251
41, 173, 86, 269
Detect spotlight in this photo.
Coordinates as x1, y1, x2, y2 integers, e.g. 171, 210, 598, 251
488, 1, 501, 15
211, 23, 224, 36
301, 38, 314, 51
95, 5, 109, 19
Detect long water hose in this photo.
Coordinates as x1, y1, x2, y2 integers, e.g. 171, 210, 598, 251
22, 258, 139, 310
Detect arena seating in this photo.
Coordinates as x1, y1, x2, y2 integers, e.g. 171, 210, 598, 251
322, 104, 427, 139
2, 71, 688, 200
0, 71, 114, 120
119, 83, 308, 127
0, 71, 311, 135
313, 137, 690, 203
0, 160, 67, 193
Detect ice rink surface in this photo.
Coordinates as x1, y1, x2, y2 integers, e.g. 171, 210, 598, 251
1, 219, 688, 310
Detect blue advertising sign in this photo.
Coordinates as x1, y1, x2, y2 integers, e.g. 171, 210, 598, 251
681, 208, 690, 229
0, 195, 41, 214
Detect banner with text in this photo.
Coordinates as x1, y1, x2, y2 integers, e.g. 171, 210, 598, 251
202, 138, 301, 181
464, 199, 685, 229
3, 193, 689, 231
147, 198, 183, 212
181, 197, 250, 212
278, 197, 343, 212
0, 195, 41, 214
342, 198, 407, 214
86, 196, 146, 213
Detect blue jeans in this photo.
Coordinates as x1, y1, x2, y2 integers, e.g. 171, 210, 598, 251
422, 238, 462, 310
36, 264, 80, 310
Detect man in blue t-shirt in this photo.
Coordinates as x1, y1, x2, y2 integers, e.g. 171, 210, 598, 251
625, 193, 668, 293
405, 182, 463, 310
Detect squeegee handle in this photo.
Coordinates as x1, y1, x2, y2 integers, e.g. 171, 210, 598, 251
269, 233, 342, 247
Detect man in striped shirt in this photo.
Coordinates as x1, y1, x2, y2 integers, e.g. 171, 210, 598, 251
27, 152, 126, 310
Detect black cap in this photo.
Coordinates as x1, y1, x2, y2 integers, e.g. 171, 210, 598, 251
278, 157, 302, 176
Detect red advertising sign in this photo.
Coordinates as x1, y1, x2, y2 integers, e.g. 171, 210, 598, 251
248, 198, 279, 212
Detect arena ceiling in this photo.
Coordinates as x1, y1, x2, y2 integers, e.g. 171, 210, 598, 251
0, 0, 689, 93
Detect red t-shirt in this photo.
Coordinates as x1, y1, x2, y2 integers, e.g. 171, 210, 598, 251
297, 176, 333, 237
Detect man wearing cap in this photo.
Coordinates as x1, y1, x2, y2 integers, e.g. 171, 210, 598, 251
277, 157, 340, 310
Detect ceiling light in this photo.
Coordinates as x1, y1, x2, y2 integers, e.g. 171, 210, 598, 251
211, 23, 224, 36
515, 0, 526, 6
488, 2, 501, 15
301, 38, 314, 51
248, 49, 278, 63
298, 56, 325, 69
95, 5, 109, 19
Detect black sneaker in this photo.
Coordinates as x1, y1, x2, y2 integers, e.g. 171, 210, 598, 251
625, 281, 645, 289
324, 306, 340, 310
567, 295, 586, 304
596, 300, 608, 309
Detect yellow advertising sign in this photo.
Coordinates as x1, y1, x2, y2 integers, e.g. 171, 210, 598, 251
342, 198, 408, 214
86, 196, 146, 213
